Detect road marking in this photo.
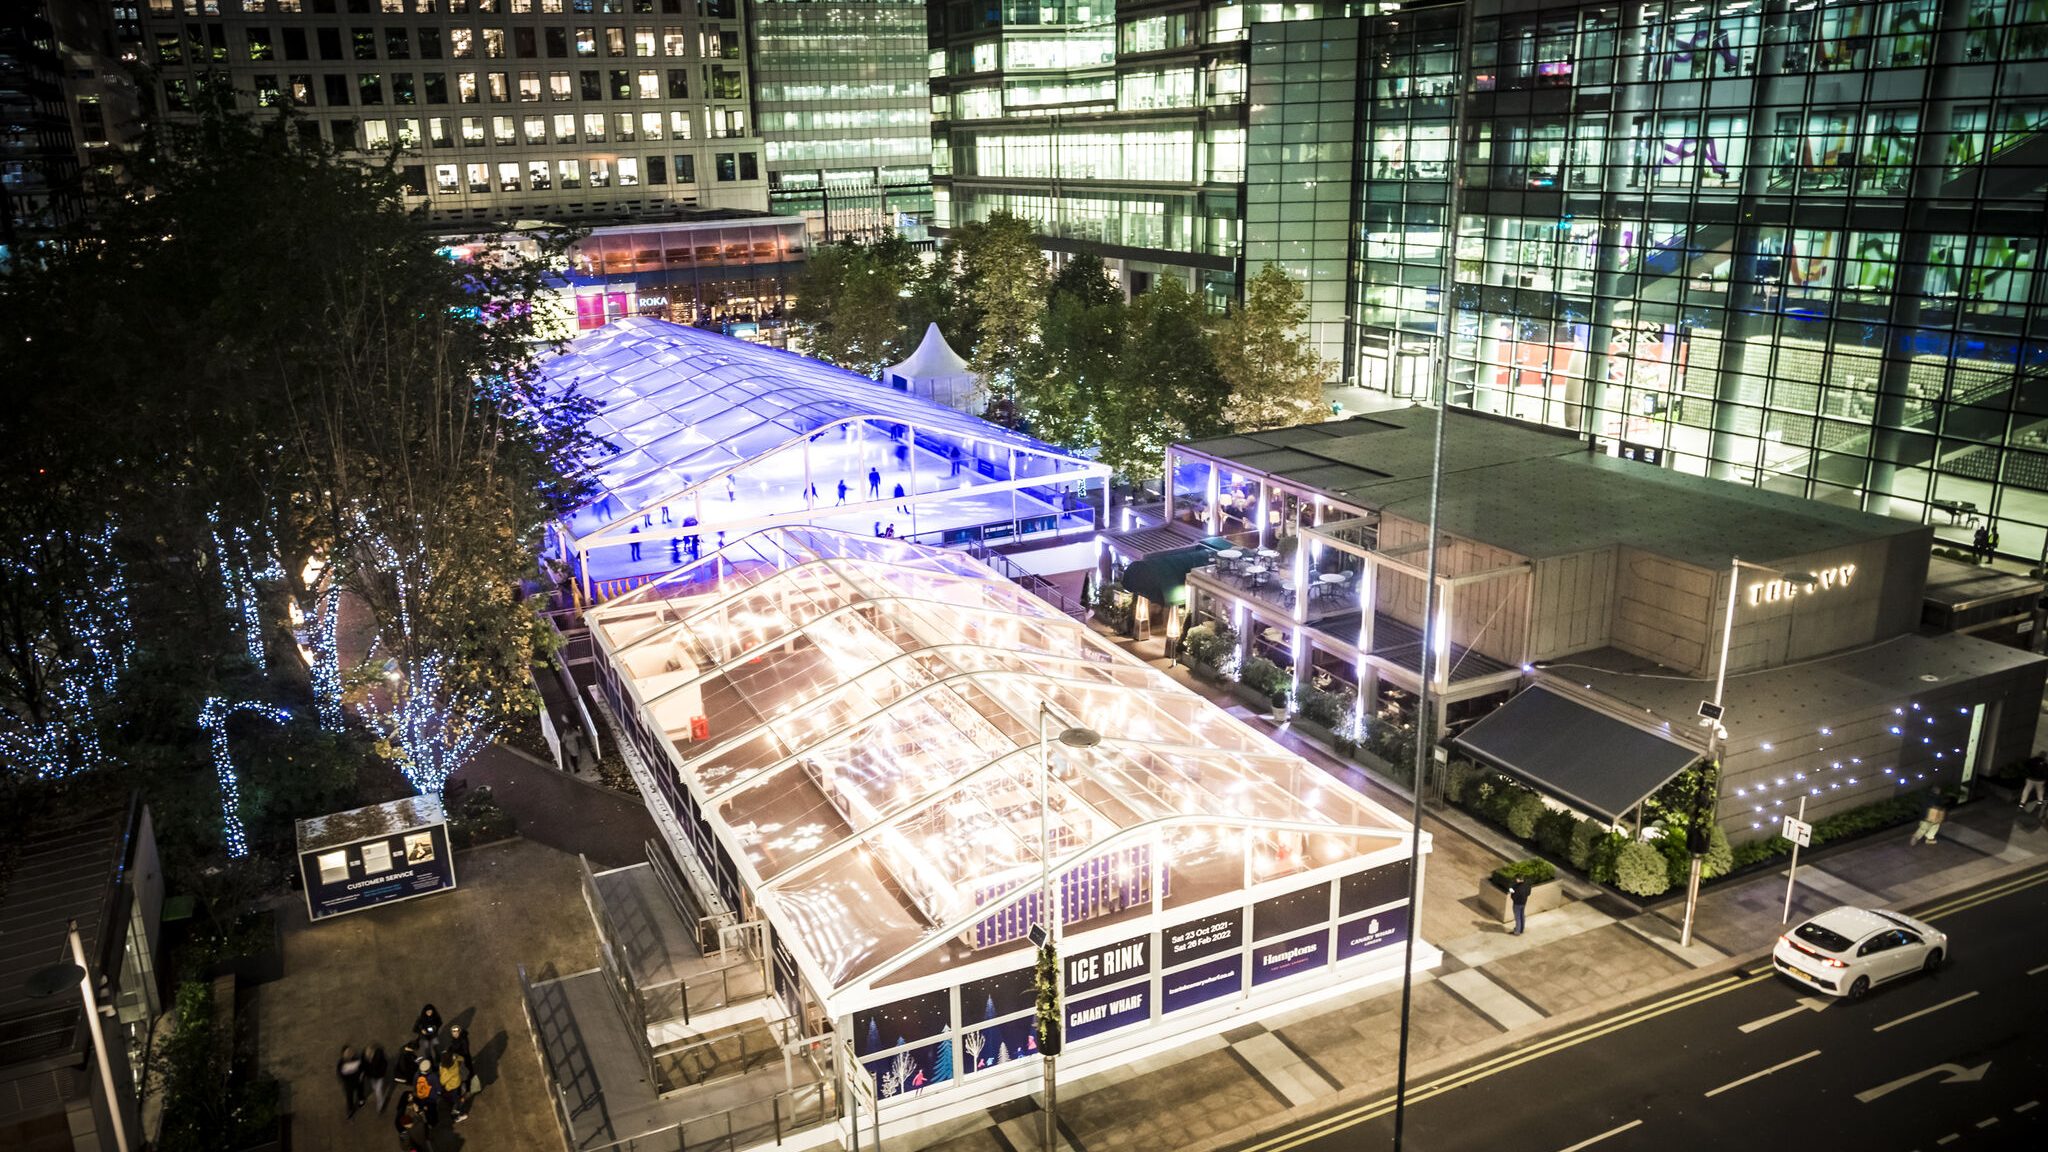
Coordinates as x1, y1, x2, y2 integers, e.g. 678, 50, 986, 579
1873, 991, 1979, 1033
1855, 1062, 1992, 1103
2017, 1101, 2039, 1113
1704, 1049, 1821, 1097
2027, 961, 2048, 976
1937, 1135, 1960, 1145
1738, 996, 1830, 1033
1557, 1119, 1643, 1151
1919, 865, 2048, 921
1977, 1117, 1999, 1129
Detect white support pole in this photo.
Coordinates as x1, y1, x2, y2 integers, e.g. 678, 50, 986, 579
1782, 794, 1807, 924
71, 921, 129, 1152
907, 423, 919, 538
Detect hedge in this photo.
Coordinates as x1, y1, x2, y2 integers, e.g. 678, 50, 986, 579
1490, 858, 1557, 889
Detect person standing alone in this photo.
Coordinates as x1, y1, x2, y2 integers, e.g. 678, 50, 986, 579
1508, 875, 1531, 936
338, 1046, 366, 1119
2020, 755, 2047, 811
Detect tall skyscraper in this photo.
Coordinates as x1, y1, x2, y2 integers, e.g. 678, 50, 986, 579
136, 0, 772, 223
748, 0, 931, 240
2, 0, 138, 257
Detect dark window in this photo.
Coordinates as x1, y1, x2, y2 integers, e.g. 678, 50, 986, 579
715, 151, 735, 181
425, 73, 448, 102
385, 28, 410, 58
514, 27, 536, 56
208, 24, 227, 60
610, 69, 631, 99
400, 164, 428, 194
352, 27, 377, 59
545, 27, 568, 57
646, 154, 666, 184
324, 73, 352, 104
296, 118, 323, 146
317, 28, 343, 60
283, 27, 308, 60
393, 73, 415, 103
331, 117, 358, 147
418, 27, 443, 58
738, 152, 757, 180
580, 70, 602, 99
666, 68, 687, 98
359, 73, 383, 103
247, 27, 273, 61
675, 153, 694, 182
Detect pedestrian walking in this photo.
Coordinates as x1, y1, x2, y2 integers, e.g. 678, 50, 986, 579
1909, 792, 1950, 844
393, 1096, 426, 1151
893, 482, 907, 513
562, 726, 583, 773
408, 1057, 442, 1129
836, 478, 849, 505
1973, 524, 1990, 561
949, 445, 962, 477
1508, 876, 1531, 936
2020, 755, 2047, 811
628, 524, 642, 563
660, 504, 671, 525
338, 1046, 366, 1119
413, 1003, 443, 1058
438, 1050, 471, 1124
726, 474, 737, 502
868, 467, 882, 498
365, 1044, 391, 1115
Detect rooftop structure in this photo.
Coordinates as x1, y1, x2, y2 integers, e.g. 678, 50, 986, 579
543, 319, 1106, 597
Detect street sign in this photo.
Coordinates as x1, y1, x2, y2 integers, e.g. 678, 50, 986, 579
1782, 816, 1812, 847
1698, 700, 1725, 722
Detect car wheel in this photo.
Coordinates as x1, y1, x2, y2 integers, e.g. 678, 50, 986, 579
1923, 949, 1944, 974
1848, 976, 1871, 1000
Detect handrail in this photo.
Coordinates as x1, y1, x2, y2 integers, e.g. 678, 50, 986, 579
967, 542, 1091, 621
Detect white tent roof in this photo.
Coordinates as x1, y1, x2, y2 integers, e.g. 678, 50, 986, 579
588, 526, 1414, 1013
886, 323, 972, 381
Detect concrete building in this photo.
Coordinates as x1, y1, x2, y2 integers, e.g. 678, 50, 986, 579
1153, 408, 2043, 841
0, 0, 139, 258
135, 0, 771, 224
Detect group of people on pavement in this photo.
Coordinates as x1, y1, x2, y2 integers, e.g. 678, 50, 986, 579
335, 1002, 483, 1149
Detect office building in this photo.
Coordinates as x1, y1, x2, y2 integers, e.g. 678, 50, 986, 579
1, 0, 138, 257
748, 0, 932, 240
136, 0, 772, 224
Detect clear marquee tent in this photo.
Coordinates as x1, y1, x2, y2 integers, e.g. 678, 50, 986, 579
586, 526, 1432, 1124
540, 318, 1108, 598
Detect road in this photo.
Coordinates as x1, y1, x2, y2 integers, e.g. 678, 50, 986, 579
1236, 867, 2048, 1152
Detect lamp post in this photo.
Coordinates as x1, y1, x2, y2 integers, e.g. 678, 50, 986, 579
1036, 707, 1099, 1152
1681, 556, 1818, 947
28, 920, 129, 1152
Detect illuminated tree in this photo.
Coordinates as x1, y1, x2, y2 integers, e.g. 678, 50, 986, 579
198, 697, 292, 859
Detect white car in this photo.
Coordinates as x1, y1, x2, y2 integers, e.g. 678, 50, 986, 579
1772, 906, 1949, 999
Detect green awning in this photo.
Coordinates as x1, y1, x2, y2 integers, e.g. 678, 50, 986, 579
1122, 543, 1225, 605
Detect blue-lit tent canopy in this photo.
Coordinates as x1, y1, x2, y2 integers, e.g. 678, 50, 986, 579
540, 319, 1108, 596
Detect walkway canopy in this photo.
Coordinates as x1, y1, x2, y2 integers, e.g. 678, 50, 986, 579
585, 526, 1412, 1016
542, 319, 1107, 593
1450, 686, 1703, 823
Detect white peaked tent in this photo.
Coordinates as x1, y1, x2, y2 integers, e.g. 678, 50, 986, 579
885, 323, 977, 412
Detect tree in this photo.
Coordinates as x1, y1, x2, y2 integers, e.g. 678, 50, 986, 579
1022, 256, 1124, 447
785, 241, 852, 361
946, 212, 1048, 427
1096, 278, 1230, 480
1215, 263, 1330, 432
786, 237, 926, 378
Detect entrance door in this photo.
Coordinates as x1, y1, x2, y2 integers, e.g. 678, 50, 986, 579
1961, 701, 1994, 800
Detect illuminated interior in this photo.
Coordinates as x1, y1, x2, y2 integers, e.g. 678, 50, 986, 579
587, 526, 1413, 1007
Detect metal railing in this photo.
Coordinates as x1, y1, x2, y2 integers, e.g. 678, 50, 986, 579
639, 957, 769, 1028
571, 1079, 838, 1152
644, 838, 737, 955
965, 542, 1091, 621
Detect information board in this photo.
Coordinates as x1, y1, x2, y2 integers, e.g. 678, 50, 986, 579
300, 822, 456, 921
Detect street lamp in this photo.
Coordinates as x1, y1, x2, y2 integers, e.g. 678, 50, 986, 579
28, 920, 129, 1152
1681, 557, 1818, 947
1036, 706, 1099, 1152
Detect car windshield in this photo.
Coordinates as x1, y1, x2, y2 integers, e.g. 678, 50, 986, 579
1794, 922, 1855, 953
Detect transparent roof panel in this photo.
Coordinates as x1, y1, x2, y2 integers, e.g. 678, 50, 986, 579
540, 318, 1102, 546
590, 526, 1412, 1003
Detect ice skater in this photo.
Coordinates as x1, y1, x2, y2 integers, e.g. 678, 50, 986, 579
727, 474, 737, 502
836, 478, 849, 505
628, 525, 642, 562
868, 467, 882, 499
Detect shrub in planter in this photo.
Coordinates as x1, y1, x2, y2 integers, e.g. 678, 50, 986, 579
1586, 829, 1627, 884
1489, 858, 1556, 889
1480, 781, 1523, 825
1701, 825, 1734, 879
1534, 808, 1576, 859
1732, 835, 1793, 870
1240, 655, 1286, 698
1181, 621, 1237, 674
1504, 792, 1549, 840
1267, 689, 1289, 716
1613, 840, 1673, 897
1299, 687, 1350, 730
1567, 817, 1607, 871
1443, 759, 1477, 806
1654, 828, 1692, 889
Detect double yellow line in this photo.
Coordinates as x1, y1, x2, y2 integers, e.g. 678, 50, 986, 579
1238, 862, 2048, 1152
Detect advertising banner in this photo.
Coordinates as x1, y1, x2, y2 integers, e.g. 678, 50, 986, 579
1339, 859, 1411, 918
1336, 906, 1409, 961
1162, 909, 1241, 969
1162, 954, 1243, 1015
1066, 983, 1150, 1043
1065, 932, 1149, 997
300, 823, 456, 921
1251, 927, 1329, 986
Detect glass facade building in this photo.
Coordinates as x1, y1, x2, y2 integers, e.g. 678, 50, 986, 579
1340, 0, 2048, 561
748, 0, 933, 240
136, 0, 771, 223
930, 0, 1337, 303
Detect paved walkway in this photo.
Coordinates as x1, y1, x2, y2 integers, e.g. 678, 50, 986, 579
900, 634, 2048, 1152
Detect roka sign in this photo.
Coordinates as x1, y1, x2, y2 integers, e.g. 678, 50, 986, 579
1749, 563, 1856, 608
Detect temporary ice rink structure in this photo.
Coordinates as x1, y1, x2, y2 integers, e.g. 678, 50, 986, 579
583, 526, 1435, 1144
540, 318, 1109, 600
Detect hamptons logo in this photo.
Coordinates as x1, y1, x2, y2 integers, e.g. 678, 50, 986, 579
1260, 943, 1318, 969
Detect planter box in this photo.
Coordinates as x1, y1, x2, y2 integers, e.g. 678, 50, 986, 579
1478, 878, 1565, 925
